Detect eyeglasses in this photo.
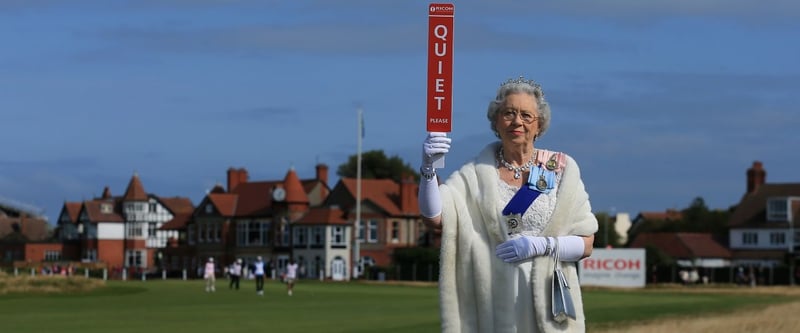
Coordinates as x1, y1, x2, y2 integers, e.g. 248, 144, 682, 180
500, 108, 538, 124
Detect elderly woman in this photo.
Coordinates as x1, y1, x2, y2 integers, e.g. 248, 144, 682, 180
419, 77, 598, 332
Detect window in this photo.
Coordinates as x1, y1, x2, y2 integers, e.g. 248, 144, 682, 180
148, 222, 157, 237
83, 249, 97, 262
767, 198, 789, 222
368, 220, 378, 243
100, 203, 113, 214
149, 203, 157, 213
126, 223, 143, 238
60, 224, 78, 240
279, 218, 290, 246
44, 250, 61, 261
770, 232, 786, 245
356, 220, 364, 241
126, 250, 144, 267
391, 221, 400, 243
236, 220, 271, 247
205, 204, 213, 214
188, 225, 196, 245
84, 223, 97, 239
198, 224, 206, 243
213, 223, 221, 242
331, 226, 346, 248
293, 227, 307, 248
743, 232, 758, 245
311, 227, 324, 248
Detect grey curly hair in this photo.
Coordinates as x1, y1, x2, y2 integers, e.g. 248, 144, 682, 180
486, 77, 551, 140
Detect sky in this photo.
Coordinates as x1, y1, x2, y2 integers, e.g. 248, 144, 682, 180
1, 0, 798, 225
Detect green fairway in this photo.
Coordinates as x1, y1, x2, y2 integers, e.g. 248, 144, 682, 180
0, 279, 794, 332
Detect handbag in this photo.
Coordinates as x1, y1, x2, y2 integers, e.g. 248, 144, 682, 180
551, 237, 577, 323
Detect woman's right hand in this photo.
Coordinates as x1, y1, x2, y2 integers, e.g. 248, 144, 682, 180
421, 132, 451, 170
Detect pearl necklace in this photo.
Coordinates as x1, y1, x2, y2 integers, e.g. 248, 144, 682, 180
497, 147, 536, 179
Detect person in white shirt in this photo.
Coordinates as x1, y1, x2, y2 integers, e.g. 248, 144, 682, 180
229, 258, 243, 290
285, 259, 299, 296
204, 257, 216, 292
253, 256, 266, 296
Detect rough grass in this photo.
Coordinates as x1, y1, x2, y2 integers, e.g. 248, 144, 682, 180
592, 286, 800, 332
0, 271, 105, 295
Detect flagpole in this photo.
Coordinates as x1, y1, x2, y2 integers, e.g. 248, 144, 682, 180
354, 107, 363, 279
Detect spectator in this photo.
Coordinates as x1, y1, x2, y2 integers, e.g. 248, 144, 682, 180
229, 259, 243, 290
204, 257, 216, 292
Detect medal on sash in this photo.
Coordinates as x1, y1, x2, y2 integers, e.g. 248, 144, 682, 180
536, 174, 548, 191
545, 153, 559, 171
505, 213, 522, 234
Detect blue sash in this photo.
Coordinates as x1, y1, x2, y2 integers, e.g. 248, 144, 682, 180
501, 164, 556, 216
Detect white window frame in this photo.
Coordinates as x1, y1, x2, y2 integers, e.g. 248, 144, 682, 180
293, 226, 307, 247
743, 232, 758, 245
331, 226, 346, 246
312, 227, 324, 246
770, 232, 786, 245
367, 220, 378, 243
125, 250, 145, 268
44, 250, 61, 261
767, 198, 789, 222
391, 221, 400, 243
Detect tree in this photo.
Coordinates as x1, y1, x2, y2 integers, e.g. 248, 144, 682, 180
593, 211, 623, 248
337, 150, 419, 182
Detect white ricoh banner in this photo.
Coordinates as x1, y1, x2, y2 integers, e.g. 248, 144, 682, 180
579, 248, 646, 288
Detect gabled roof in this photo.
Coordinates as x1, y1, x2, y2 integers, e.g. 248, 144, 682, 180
81, 200, 124, 223
338, 178, 418, 216
159, 197, 194, 215
62, 202, 83, 224
158, 197, 195, 230
208, 193, 238, 217
231, 181, 280, 216
629, 232, 731, 259
123, 173, 148, 201
294, 206, 348, 225
161, 213, 193, 230
729, 183, 800, 228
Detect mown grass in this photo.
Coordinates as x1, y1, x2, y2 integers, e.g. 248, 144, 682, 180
0, 277, 796, 333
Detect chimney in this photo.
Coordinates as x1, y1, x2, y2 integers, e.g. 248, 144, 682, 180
101, 186, 112, 199
400, 174, 417, 213
227, 168, 239, 192
238, 168, 249, 187
746, 161, 766, 194
316, 164, 329, 185
227, 168, 248, 192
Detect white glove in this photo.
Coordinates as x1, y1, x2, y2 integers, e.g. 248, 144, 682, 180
419, 132, 450, 218
495, 235, 586, 262
421, 132, 451, 172
495, 236, 549, 263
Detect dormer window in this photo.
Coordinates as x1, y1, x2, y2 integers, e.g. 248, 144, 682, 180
767, 198, 790, 222
100, 203, 113, 214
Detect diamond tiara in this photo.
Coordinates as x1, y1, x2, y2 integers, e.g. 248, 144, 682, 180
499, 76, 545, 100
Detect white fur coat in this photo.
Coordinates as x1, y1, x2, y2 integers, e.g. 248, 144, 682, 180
438, 142, 598, 332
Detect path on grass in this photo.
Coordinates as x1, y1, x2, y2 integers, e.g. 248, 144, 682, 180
594, 286, 800, 333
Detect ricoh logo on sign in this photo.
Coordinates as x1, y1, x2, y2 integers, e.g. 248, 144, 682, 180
579, 248, 646, 288
583, 258, 642, 271
429, 5, 454, 13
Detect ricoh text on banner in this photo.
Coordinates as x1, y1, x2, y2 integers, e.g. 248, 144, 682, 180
426, 3, 454, 132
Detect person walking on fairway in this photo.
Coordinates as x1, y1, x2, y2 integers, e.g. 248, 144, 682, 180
204, 257, 216, 292
229, 258, 243, 290
285, 259, 298, 296
253, 256, 266, 296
